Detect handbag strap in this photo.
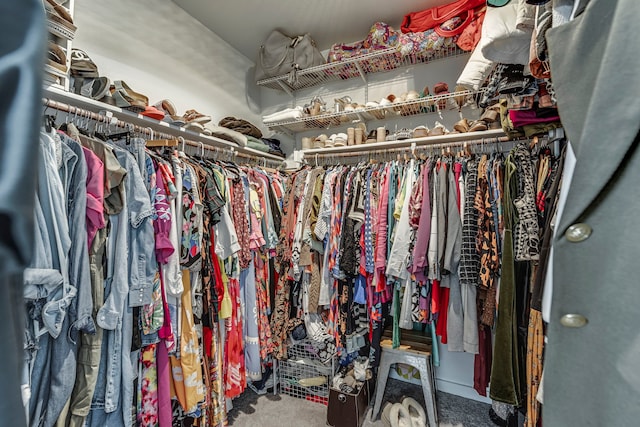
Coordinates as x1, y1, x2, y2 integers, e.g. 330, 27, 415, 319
432, 0, 484, 21
259, 42, 291, 71
432, 0, 469, 22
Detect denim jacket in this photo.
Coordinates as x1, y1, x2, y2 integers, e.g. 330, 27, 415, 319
24, 132, 76, 426
59, 133, 95, 335
92, 147, 154, 424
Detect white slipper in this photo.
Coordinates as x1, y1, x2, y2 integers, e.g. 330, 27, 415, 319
298, 376, 326, 387
389, 402, 413, 427
402, 397, 427, 427
381, 402, 394, 427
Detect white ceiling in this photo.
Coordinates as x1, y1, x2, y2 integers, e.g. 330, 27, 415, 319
172, 0, 453, 61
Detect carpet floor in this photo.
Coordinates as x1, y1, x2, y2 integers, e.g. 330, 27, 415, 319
227, 378, 494, 427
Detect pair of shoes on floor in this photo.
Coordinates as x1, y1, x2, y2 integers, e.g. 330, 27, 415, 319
381, 397, 427, 427
247, 368, 279, 395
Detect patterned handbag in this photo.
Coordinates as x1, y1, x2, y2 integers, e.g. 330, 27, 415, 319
327, 22, 401, 79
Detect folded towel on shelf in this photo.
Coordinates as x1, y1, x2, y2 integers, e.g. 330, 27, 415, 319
219, 116, 262, 139
246, 136, 270, 153
244, 136, 286, 158
205, 125, 247, 146
263, 106, 304, 123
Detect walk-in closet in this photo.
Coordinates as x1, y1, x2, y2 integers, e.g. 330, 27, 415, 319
1, 1, 638, 427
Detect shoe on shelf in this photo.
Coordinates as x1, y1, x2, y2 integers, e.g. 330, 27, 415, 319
334, 95, 352, 113
70, 48, 99, 78
469, 120, 488, 132
184, 121, 205, 133
46, 42, 67, 73
141, 105, 165, 121
79, 76, 110, 101
313, 134, 327, 149
153, 99, 177, 117
453, 84, 470, 111
182, 109, 212, 124
168, 116, 186, 126
44, 0, 74, 23
396, 128, 412, 140
413, 125, 429, 138
428, 121, 448, 136
325, 134, 336, 148
110, 80, 148, 112
44, 0, 77, 37
433, 82, 449, 110
365, 129, 377, 143
333, 132, 347, 147
420, 86, 435, 112
304, 96, 326, 116
453, 118, 470, 133
480, 108, 499, 123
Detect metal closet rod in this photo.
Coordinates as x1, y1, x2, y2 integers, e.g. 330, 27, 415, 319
310, 135, 546, 166
235, 151, 283, 167
43, 97, 182, 141
42, 97, 281, 166
311, 136, 510, 158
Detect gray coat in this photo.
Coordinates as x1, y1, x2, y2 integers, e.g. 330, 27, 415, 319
545, 0, 640, 425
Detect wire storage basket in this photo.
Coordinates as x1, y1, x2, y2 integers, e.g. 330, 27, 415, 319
279, 338, 337, 405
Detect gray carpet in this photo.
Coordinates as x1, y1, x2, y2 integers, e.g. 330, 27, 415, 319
227, 378, 493, 427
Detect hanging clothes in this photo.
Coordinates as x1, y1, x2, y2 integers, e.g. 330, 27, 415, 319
25, 121, 287, 427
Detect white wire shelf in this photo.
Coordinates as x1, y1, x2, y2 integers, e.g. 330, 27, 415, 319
264, 89, 483, 134
256, 46, 468, 93
42, 86, 285, 162
300, 128, 508, 157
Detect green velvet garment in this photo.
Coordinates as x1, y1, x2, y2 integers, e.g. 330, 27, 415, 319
489, 153, 521, 406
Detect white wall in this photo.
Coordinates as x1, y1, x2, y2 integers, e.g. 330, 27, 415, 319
73, 0, 264, 137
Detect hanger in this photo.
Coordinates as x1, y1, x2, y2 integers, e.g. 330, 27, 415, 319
42, 103, 56, 132
145, 126, 179, 147
258, 157, 279, 174
529, 135, 539, 150
97, 121, 132, 143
